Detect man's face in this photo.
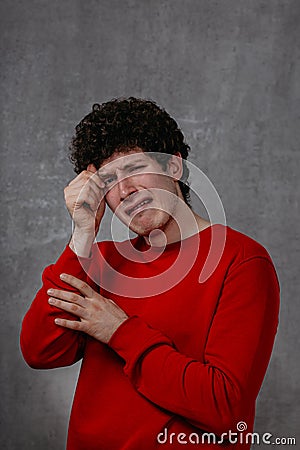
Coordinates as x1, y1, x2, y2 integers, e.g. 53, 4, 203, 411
97, 149, 183, 237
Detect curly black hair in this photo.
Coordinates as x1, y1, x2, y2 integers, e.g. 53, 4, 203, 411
69, 97, 191, 206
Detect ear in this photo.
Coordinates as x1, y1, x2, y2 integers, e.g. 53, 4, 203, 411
167, 153, 183, 180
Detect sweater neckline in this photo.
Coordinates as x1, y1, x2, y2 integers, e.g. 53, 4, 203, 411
131, 223, 221, 253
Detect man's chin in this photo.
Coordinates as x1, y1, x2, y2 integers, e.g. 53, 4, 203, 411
128, 222, 154, 237
128, 217, 161, 237
119, 209, 169, 237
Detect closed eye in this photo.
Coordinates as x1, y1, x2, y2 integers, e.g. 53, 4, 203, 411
102, 165, 147, 187
128, 165, 146, 173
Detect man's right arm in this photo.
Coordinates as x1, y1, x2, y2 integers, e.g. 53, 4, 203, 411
20, 164, 106, 368
20, 245, 93, 368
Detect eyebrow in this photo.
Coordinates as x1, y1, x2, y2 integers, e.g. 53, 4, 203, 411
98, 158, 146, 177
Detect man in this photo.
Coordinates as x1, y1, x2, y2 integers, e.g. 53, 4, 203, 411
20, 97, 280, 449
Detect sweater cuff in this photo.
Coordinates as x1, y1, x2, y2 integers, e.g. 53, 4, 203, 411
108, 316, 174, 376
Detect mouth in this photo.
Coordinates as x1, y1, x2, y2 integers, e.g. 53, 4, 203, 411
125, 197, 153, 217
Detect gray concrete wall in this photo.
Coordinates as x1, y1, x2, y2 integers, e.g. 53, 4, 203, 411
1, 0, 299, 448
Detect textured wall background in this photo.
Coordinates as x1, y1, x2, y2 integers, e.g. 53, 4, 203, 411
1, 1, 299, 448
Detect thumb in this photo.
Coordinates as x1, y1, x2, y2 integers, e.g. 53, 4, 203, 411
87, 163, 97, 173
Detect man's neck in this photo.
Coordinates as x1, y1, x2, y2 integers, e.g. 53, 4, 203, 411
143, 208, 210, 247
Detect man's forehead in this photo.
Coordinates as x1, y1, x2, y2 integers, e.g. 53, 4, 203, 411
98, 150, 150, 175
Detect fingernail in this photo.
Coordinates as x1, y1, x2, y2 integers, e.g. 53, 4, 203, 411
60, 273, 66, 279
48, 298, 55, 304
47, 289, 54, 294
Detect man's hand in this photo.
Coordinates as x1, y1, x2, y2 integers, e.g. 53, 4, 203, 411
47, 274, 128, 344
64, 164, 106, 256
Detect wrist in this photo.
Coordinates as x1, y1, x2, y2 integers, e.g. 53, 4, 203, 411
69, 228, 95, 258
105, 316, 129, 344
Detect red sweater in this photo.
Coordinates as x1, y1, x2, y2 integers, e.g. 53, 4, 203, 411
20, 225, 280, 449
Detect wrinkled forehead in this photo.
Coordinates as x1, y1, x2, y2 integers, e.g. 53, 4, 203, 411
98, 149, 154, 176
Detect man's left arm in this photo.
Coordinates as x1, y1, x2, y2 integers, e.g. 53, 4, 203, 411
109, 256, 280, 435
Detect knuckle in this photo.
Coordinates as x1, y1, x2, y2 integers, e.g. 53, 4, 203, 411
71, 294, 78, 302
73, 320, 81, 330
70, 304, 78, 313
79, 282, 87, 291
82, 171, 90, 181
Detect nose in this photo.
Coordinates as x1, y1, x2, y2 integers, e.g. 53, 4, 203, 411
117, 174, 137, 201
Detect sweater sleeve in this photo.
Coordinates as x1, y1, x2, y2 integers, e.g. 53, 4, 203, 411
108, 257, 280, 436
20, 245, 96, 369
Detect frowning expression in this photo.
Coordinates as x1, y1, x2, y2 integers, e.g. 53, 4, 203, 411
98, 149, 183, 237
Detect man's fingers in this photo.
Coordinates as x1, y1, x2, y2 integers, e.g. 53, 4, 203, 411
78, 179, 105, 202
75, 189, 103, 213
87, 163, 97, 173
54, 317, 83, 331
47, 289, 86, 306
59, 274, 94, 297
68, 170, 105, 190
48, 298, 87, 318
67, 176, 106, 208
65, 171, 106, 218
